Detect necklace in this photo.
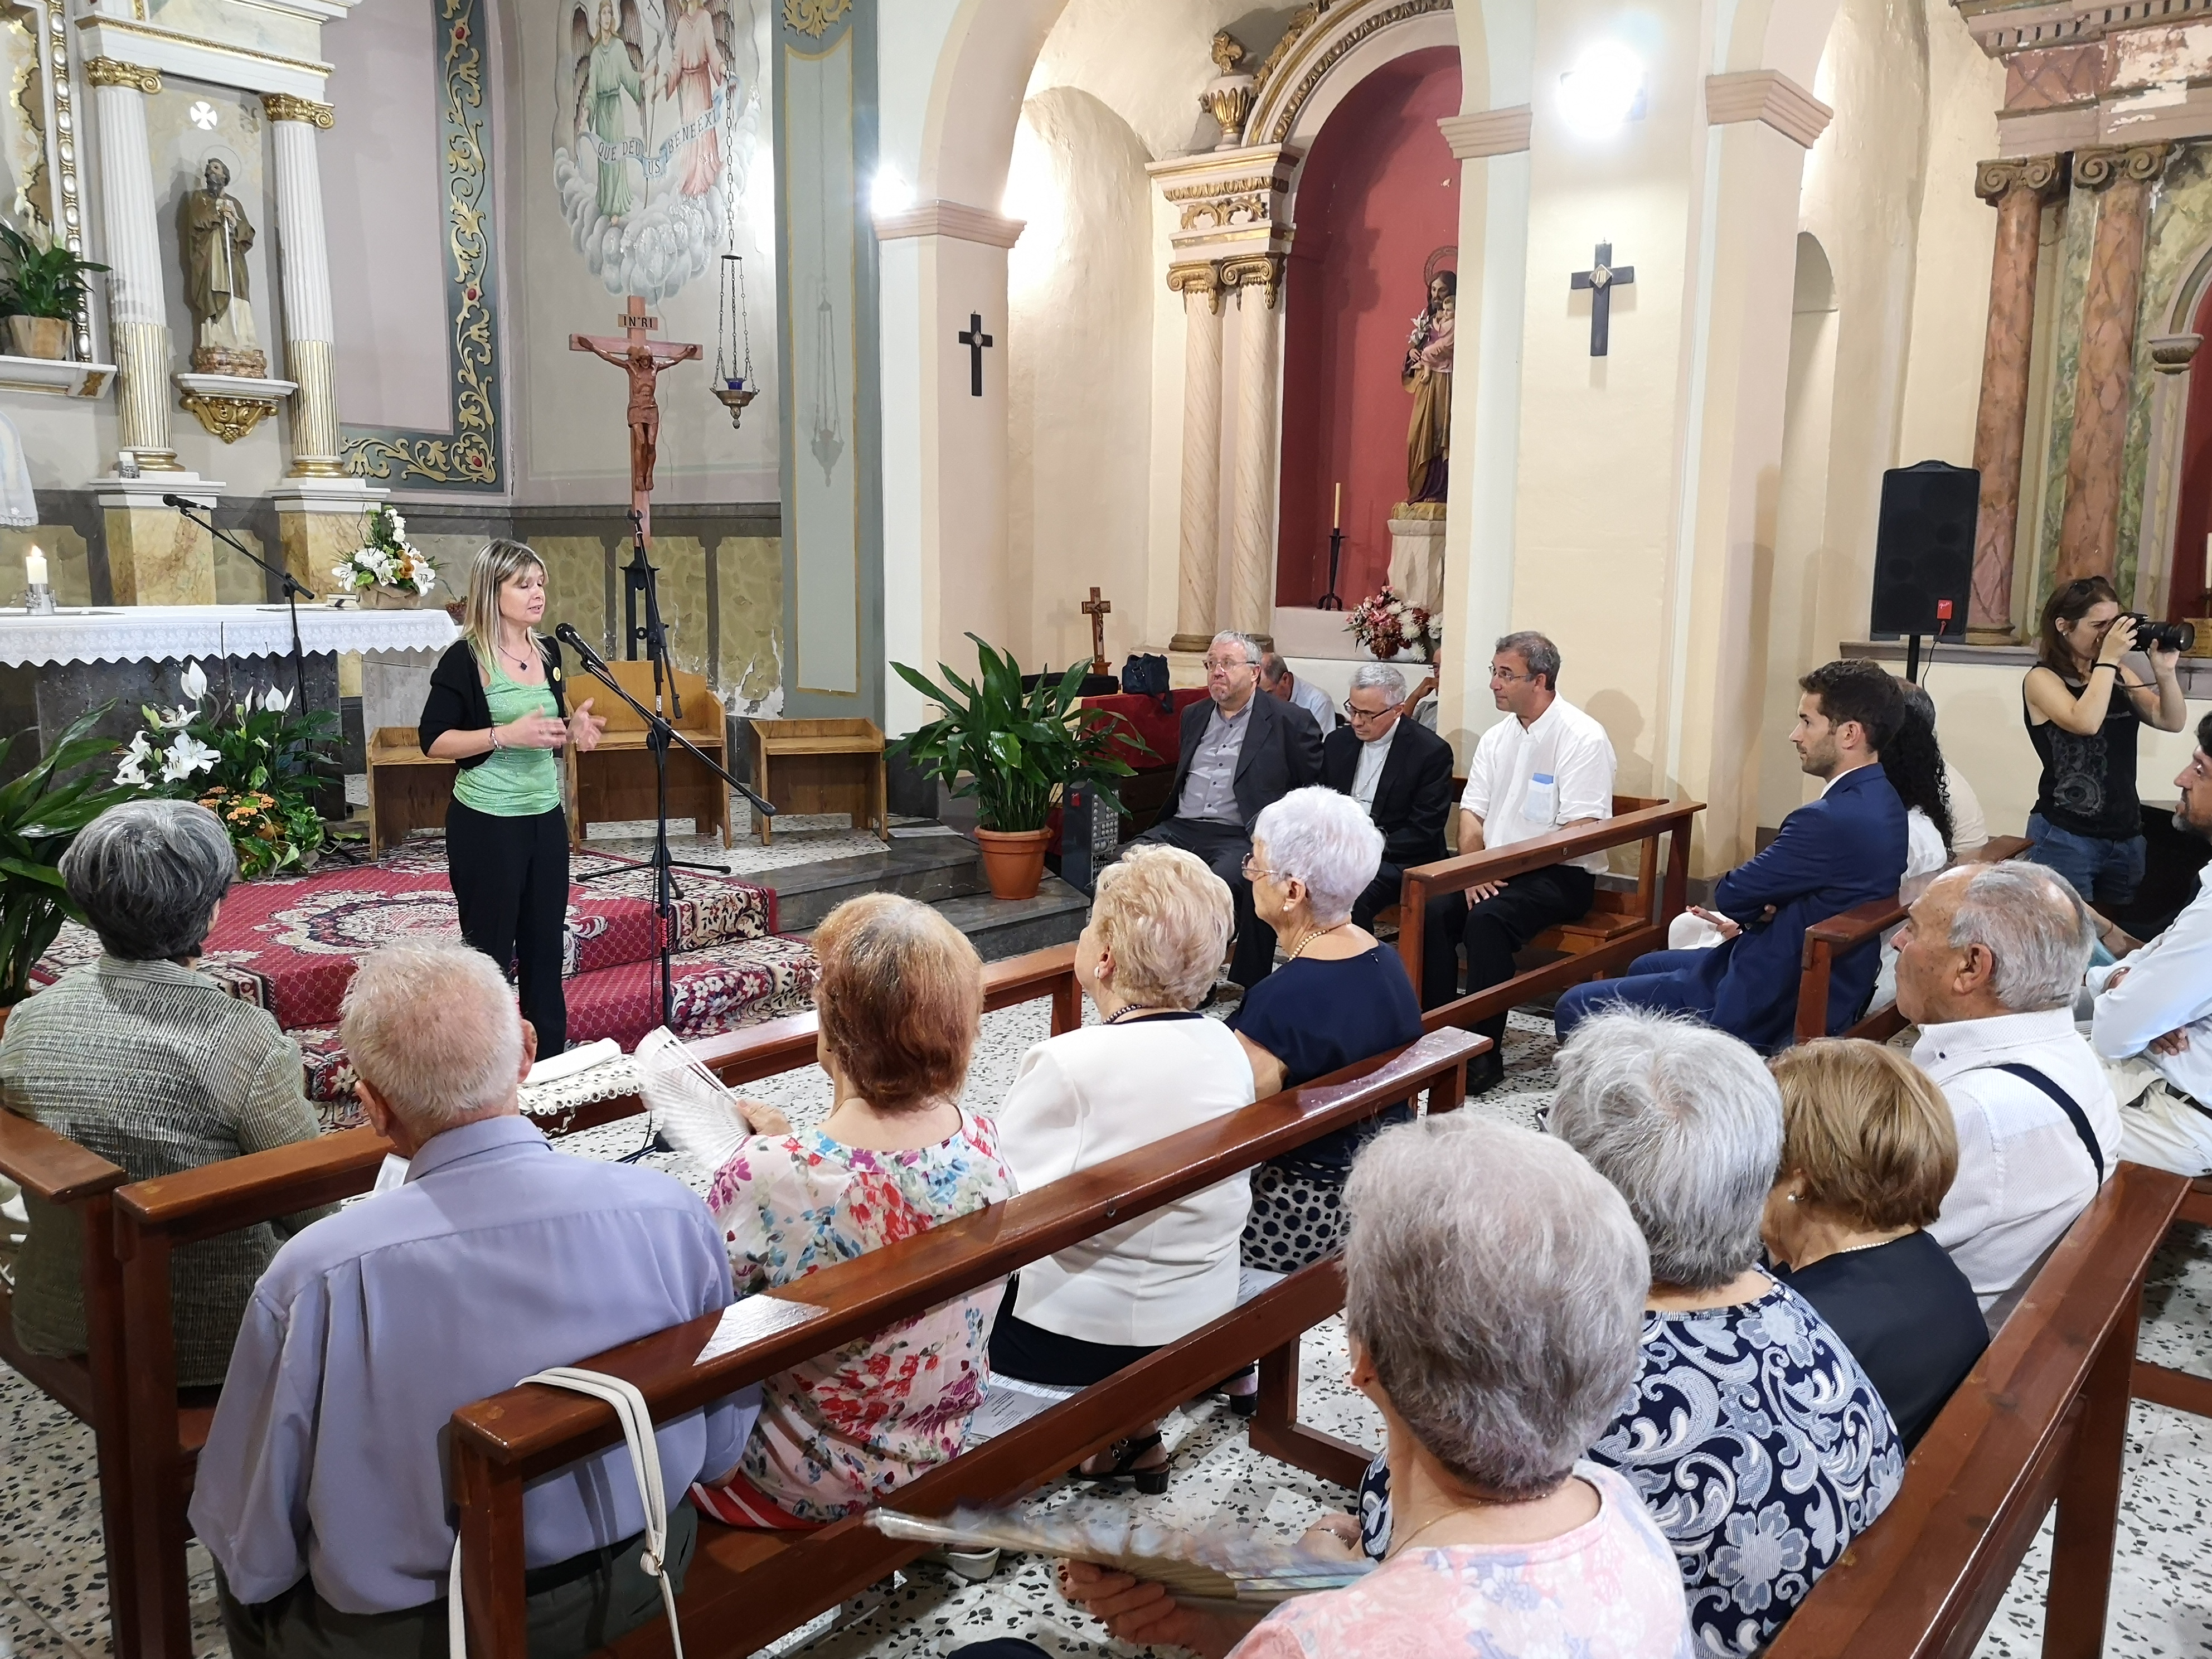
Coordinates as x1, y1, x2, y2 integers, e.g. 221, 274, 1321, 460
1287, 920, 1347, 961
501, 632, 535, 673
1388, 1510, 1473, 1559
1104, 1004, 1171, 1024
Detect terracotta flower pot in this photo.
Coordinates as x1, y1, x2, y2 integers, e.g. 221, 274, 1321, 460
973, 826, 1052, 901
6, 315, 67, 360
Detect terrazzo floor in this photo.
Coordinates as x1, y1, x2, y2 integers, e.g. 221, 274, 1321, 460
7, 1003, 2212, 1657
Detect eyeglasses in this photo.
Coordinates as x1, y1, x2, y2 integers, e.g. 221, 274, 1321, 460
1239, 852, 1278, 881
1489, 667, 1536, 683
1203, 656, 1253, 672
1342, 701, 1393, 722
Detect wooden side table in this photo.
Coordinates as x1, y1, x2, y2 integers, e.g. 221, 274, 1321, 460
365, 726, 455, 859
747, 718, 887, 845
567, 660, 732, 847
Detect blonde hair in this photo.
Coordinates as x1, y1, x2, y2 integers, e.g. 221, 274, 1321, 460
463, 539, 547, 671
812, 892, 984, 1113
1092, 844, 1233, 1008
1768, 1039, 1958, 1231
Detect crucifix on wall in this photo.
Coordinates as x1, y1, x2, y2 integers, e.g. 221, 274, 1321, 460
571, 296, 702, 539
1570, 242, 1635, 357
1081, 586, 1111, 676
958, 311, 993, 397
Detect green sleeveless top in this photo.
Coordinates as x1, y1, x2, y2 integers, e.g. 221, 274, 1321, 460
452, 658, 562, 817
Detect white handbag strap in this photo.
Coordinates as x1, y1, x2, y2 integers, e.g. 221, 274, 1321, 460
447, 1366, 683, 1659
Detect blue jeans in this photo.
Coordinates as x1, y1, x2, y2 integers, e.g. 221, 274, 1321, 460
2025, 813, 2145, 910
1553, 947, 1718, 1041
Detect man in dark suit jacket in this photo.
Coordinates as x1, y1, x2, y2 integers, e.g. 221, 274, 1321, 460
1134, 631, 1324, 987
1553, 659, 1912, 1052
1322, 663, 1458, 1004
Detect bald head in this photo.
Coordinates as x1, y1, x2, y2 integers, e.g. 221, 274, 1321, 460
1893, 863, 2093, 1026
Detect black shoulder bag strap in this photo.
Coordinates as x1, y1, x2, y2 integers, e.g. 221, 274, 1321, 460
1991, 1062, 2105, 1186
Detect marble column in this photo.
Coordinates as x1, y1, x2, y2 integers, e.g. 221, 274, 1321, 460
85, 57, 174, 471
263, 94, 343, 478
1223, 253, 1282, 638
1967, 154, 2060, 641
2057, 142, 2170, 586
1167, 260, 1223, 653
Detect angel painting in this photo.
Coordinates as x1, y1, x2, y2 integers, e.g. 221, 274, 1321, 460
571, 0, 646, 220
663, 0, 734, 197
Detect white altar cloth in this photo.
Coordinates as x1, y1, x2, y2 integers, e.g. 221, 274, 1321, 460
0, 604, 458, 667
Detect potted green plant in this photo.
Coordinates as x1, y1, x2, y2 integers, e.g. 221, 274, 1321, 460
0, 704, 142, 1013
890, 634, 1142, 901
0, 219, 107, 361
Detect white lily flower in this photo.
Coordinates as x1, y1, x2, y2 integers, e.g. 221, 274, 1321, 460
261, 685, 292, 713
156, 704, 194, 730
114, 754, 147, 788
162, 733, 219, 782
387, 511, 407, 537
180, 660, 207, 702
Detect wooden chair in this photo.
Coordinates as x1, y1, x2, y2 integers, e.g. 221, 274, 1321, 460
445, 1029, 1484, 1657
1768, 1160, 2189, 1656
570, 661, 732, 847
98, 945, 1084, 1659
365, 725, 456, 859
0, 1110, 138, 1657
1396, 798, 1704, 1033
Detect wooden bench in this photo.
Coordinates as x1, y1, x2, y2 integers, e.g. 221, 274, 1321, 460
569, 661, 732, 848
1395, 798, 1704, 1032
447, 1029, 1483, 1657
1767, 1159, 2189, 1655
365, 725, 455, 859
745, 718, 887, 845
81, 945, 1082, 1659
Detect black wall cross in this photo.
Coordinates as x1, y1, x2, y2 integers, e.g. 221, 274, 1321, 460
958, 312, 994, 396
1570, 243, 1635, 357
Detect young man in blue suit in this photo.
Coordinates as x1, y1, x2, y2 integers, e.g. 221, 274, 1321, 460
1553, 659, 1910, 1051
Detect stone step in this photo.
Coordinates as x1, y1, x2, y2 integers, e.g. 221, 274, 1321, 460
757, 832, 993, 932
925, 875, 1092, 962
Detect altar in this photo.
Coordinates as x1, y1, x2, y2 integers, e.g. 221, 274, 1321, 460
0, 604, 457, 780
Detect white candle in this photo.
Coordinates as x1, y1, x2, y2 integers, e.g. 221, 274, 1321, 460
1333, 482, 1342, 530
25, 546, 46, 586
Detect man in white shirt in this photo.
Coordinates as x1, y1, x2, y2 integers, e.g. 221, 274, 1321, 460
1260, 652, 1337, 733
1893, 861, 2118, 1320
2093, 714, 2212, 1173
1451, 632, 1616, 1087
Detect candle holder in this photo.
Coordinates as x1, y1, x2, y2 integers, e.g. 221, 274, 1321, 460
23, 580, 56, 615
1315, 527, 1345, 610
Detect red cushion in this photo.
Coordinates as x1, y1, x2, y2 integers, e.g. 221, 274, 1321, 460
1080, 687, 1207, 772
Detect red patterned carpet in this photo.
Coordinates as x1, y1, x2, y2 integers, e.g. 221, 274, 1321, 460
35, 837, 819, 1101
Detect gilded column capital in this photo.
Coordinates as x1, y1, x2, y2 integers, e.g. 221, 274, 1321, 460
1219, 251, 1284, 310
2072, 143, 2171, 191
1167, 259, 1225, 313
1975, 154, 2062, 205
261, 93, 335, 129
83, 57, 160, 95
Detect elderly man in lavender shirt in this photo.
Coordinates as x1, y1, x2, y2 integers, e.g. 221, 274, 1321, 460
191, 943, 759, 1659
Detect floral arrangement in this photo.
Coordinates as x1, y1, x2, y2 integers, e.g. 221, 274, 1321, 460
331, 506, 438, 599
116, 659, 340, 879
1346, 586, 1439, 664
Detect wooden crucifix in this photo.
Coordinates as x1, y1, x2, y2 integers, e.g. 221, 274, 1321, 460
1570, 242, 1635, 357
571, 295, 702, 540
1081, 586, 1111, 676
958, 311, 993, 397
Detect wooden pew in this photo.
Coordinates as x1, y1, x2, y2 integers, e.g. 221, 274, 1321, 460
1396, 798, 1703, 1032
1767, 1160, 2189, 1656
0, 1110, 139, 1657
446, 1029, 1484, 1658
1791, 834, 2034, 1047
2129, 1177, 2212, 1419
96, 944, 1084, 1659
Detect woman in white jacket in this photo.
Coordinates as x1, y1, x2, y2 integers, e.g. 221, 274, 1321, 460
989, 843, 1259, 1494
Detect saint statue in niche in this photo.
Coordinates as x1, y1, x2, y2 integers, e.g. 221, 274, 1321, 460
179, 157, 264, 379
1401, 264, 1455, 504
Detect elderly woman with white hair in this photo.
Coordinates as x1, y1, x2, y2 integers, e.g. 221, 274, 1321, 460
1230, 785, 1424, 1274
1354, 1010, 1902, 1656
1038, 1116, 1694, 1659
991, 844, 1258, 1490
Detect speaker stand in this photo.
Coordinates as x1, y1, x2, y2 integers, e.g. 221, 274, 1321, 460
1907, 633, 1924, 682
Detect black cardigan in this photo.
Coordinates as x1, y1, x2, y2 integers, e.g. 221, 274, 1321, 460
418, 637, 567, 769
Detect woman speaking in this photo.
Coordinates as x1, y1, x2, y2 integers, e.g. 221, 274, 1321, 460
419, 540, 605, 1055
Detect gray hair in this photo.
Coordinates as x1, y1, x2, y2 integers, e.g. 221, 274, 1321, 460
1548, 1007, 1782, 1291
1345, 1114, 1648, 1500
1258, 651, 1289, 687
60, 799, 235, 961
1251, 785, 1382, 926
1348, 662, 1408, 702
1949, 862, 2094, 1012
1209, 630, 1261, 666
1495, 630, 1561, 691
339, 944, 524, 1136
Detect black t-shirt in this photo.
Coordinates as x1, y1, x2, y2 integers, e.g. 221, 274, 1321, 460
2025, 673, 2143, 840
1773, 1229, 1987, 1450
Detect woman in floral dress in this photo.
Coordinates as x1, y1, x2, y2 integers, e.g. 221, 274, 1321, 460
687, 893, 1013, 1526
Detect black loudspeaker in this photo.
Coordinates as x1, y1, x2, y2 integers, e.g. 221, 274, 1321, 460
1870, 460, 1979, 636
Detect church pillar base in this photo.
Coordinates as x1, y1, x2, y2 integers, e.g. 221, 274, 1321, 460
272, 480, 388, 598
1386, 511, 1446, 615
99, 478, 221, 605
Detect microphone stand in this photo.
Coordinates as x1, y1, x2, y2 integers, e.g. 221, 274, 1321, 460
557, 623, 776, 1031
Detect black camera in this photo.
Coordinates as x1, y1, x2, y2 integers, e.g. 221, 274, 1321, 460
2121, 613, 2198, 653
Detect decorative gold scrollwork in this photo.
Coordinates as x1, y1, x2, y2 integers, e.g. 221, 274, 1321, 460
180, 391, 280, 443
781, 0, 851, 38
83, 56, 161, 94
261, 93, 334, 128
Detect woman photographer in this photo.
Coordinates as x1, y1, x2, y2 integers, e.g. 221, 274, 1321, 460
2021, 575, 2186, 913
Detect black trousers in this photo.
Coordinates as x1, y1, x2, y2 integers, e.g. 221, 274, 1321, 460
447, 799, 570, 1056
1454, 864, 1597, 1042
1351, 868, 1464, 1012
988, 1283, 1158, 1388
1131, 816, 1277, 987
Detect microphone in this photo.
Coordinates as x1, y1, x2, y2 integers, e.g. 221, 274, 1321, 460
161, 493, 187, 508
552, 622, 606, 668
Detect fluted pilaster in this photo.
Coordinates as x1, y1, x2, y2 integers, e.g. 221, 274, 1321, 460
265, 97, 342, 475
1224, 253, 1283, 637
1168, 260, 1223, 652
89, 65, 174, 467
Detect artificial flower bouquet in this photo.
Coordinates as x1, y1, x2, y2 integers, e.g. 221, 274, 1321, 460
1346, 586, 1439, 664
331, 506, 439, 603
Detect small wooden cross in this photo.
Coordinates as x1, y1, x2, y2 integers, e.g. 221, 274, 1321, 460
1081, 586, 1111, 676
958, 312, 993, 397
1570, 242, 1635, 357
